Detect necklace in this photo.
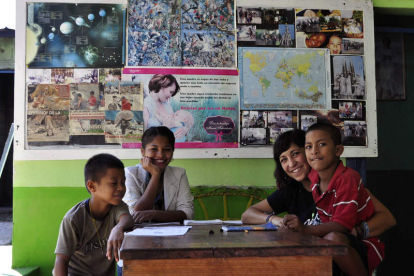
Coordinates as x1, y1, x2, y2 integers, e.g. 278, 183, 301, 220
89, 199, 109, 256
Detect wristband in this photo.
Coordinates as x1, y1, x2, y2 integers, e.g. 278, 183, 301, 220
360, 221, 370, 239
266, 213, 275, 223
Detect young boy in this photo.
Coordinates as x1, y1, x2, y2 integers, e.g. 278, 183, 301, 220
54, 154, 133, 276
284, 123, 384, 276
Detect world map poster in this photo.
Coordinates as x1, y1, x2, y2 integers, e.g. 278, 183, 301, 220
239, 47, 331, 110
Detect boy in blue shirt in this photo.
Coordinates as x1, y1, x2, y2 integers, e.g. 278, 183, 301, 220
54, 154, 133, 276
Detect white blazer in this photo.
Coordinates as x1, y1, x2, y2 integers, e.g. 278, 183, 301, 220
123, 164, 195, 220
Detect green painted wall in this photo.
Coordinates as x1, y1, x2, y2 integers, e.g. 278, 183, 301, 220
12, 158, 277, 276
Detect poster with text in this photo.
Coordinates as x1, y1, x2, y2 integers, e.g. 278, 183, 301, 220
122, 68, 239, 148
26, 3, 126, 68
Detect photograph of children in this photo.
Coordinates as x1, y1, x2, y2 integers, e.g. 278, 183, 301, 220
375, 32, 405, 100
237, 7, 262, 24
27, 110, 70, 142
120, 81, 142, 95
74, 69, 98, 83
182, 31, 235, 67
26, 3, 126, 68
241, 128, 266, 145
342, 11, 363, 38
332, 56, 365, 99
263, 9, 295, 26
51, 69, 74, 84
255, 29, 279, 46
99, 68, 122, 83
237, 25, 256, 41
295, 16, 320, 33
342, 121, 367, 146
296, 32, 343, 54
270, 127, 294, 144
105, 110, 144, 143
106, 94, 140, 111
334, 101, 365, 119
278, 24, 295, 47
268, 111, 293, 129
242, 111, 267, 128
26, 69, 51, 84
69, 112, 105, 135
341, 38, 364, 54
27, 84, 70, 111
104, 81, 120, 94
69, 83, 100, 111
300, 115, 317, 131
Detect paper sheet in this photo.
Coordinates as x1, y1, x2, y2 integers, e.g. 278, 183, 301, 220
125, 226, 192, 236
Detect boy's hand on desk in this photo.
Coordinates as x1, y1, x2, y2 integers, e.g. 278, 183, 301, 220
283, 214, 305, 232
106, 225, 124, 262
132, 210, 156, 224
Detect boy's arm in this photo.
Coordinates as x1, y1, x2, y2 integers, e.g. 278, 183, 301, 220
53, 253, 70, 276
351, 189, 396, 238
106, 213, 134, 262
283, 214, 349, 237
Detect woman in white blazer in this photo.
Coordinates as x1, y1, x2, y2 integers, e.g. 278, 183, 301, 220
123, 126, 194, 223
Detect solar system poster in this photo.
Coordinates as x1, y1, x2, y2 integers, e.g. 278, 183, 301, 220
26, 3, 127, 68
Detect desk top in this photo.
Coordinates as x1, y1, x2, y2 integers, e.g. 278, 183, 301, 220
120, 225, 347, 260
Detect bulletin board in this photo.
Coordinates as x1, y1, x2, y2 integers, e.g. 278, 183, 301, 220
14, 0, 378, 160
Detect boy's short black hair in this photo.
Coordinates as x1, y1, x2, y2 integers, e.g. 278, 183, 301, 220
84, 153, 124, 193
142, 126, 175, 151
306, 123, 342, 145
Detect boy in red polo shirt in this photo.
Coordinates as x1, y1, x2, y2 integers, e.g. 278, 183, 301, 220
284, 123, 384, 276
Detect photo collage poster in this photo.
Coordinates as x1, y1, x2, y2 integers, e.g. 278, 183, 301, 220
26, 68, 144, 146
238, 7, 367, 147
122, 68, 239, 148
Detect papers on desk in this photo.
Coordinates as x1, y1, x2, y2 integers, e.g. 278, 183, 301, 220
125, 226, 192, 236
183, 219, 243, 226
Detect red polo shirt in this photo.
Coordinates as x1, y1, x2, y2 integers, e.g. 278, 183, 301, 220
309, 161, 385, 273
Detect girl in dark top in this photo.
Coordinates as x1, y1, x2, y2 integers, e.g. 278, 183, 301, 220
241, 130, 396, 237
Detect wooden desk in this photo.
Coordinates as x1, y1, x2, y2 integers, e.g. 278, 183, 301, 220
121, 225, 347, 276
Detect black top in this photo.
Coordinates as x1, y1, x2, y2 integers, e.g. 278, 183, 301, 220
267, 185, 315, 224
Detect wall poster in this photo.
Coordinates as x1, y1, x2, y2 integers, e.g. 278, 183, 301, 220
239, 47, 331, 110
26, 3, 127, 68
122, 68, 239, 148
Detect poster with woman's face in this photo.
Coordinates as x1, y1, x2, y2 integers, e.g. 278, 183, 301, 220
122, 68, 239, 148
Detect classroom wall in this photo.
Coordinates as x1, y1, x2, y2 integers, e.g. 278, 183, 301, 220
12, 159, 276, 275
13, 1, 412, 276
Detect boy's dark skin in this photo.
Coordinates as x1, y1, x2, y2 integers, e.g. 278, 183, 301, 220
283, 129, 368, 276
53, 167, 133, 276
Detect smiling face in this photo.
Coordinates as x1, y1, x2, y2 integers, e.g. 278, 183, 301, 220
93, 167, 126, 206
305, 130, 343, 173
141, 135, 174, 171
159, 82, 177, 103
279, 143, 311, 183
328, 36, 342, 54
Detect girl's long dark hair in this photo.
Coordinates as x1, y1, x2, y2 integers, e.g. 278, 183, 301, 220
273, 130, 306, 196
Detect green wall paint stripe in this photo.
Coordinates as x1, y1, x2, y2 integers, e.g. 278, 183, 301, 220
14, 159, 278, 188
374, 0, 414, 9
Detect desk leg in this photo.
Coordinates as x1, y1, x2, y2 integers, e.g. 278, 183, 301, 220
124, 256, 332, 275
